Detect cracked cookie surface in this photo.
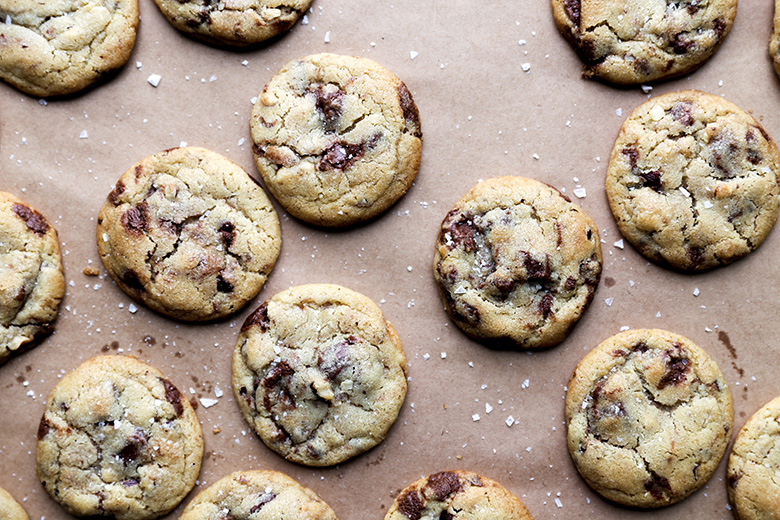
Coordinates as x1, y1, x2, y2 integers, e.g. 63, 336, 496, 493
152, 0, 312, 47
432, 176, 602, 349
0, 0, 138, 96
232, 283, 408, 466
551, 0, 736, 84
97, 147, 281, 321
250, 53, 422, 227
180, 470, 338, 520
0, 487, 29, 520
606, 90, 780, 271
566, 329, 733, 508
727, 396, 780, 520
0, 191, 64, 364
384, 470, 533, 520
36, 355, 203, 520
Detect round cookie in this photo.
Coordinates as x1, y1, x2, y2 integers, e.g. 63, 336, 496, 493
606, 90, 780, 271
152, 0, 312, 47
0, 0, 138, 97
250, 53, 422, 227
179, 470, 338, 520
97, 147, 281, 321
36, 355, 203, 520
727, 396, 780, 520
771, 0, 780, 78
232, 283, 408, 466
551, 0, 736, 84
432, 176, 602, 349
565, 329, 733, 508
0, 191, 64, 364
0, 487, 29, 520
384, 470, 534, 520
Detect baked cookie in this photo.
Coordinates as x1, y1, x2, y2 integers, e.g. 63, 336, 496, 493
36, 355, 203, 520
0, 191, 64, 364
97, 147, 281, 321
606, 90, 780, 271
771, 0, 780, 77
566, 329, 733, 508
0, 487, 29, 520
551, 0, 737, 84
179, 470, 338, 520
727, 396, 780, 520
0, 0, 138, 97
232, 283, 408, 466
385, 470, 533, 520
432, 176, 602, 349
250, 53, 422, 227
152, 0, 312, 47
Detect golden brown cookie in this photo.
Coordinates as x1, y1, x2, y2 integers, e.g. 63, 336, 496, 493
0, 191, 64, 364
36, 355, 203, 520
566, 329, 733, 508
607, 90, 780, 271
433, 176, 602, 349
250, 53, 422, 227
0, 487, 29, 520
97, 147, 281, 321
232, 283, 408, 466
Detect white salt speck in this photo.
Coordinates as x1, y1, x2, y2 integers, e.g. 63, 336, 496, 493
679, 186, 691, 197
629, 280, 635, 287
147, 74, 162, 87
79, 130, 88, 139
521, 63, 531, 72
301, 15, 308, 24
693, 287, 700, 297
102, 233, 109, 242
505, 416, 515, 427
532, 153, 540, 160
472, 414, 480, 422
620, 326, 630, 331
518, 39, 526, 46
605, 297, 614, 307
136, 61, 142, 69
521, 379, 530, 389
703, 200, 714, 209
719, 79, 724, 87
555, 498, 563, 508
179, 141, 188, 148
441, 352, 447, 359
407, 266, 413, 272
241, 60, 249, 67
573, 187, 587, 199
215, 387, 224, 398
250, 96, 258, 104
614, 239, 624, 249
209, 75, 217, 82
4, 15, 10, 24
324, 31, 331, 43
128, 304, 138, 314
616, 108, 623, 116
237, 138, 245, 146
370, 41, 376, 47
39, 99, 48, 106
410, 50, 419, 60
200, 398, 218, 408
656, 311, 662, 318
486, 403, 493, 414
641, 85, 653, 93
423, 353, 430, 361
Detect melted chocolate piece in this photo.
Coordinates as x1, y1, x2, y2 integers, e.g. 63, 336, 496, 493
319, 337, 356, 380
262, 361, 296, 411
622, 147, 639, 169
219, 222, 235, 248
672, 34, 694, 54
657, 352, 691, 389
311, 85, 345, 134
644, 474, 672, 500
539, 293, 554, 319
687, 246, 705, 268
12, 203, 49, 235
242, 303, 270, 333
398, 82, 422, 137
118, 428, 147, 464
425, 471, 462, 501
216, 275, 234, 293
445, 212, 478, 252
670, 101, 694, 126
639, 170, 663, 191
160, 378, 184, 416
120, 270, 145, 293
397, 490, 424, 520
564, 0, 581, 26
456, 302, 481, 326
37, 416, 52, 440
121, 202, 149, 235
714, 18, 727, 37
728, 471, 741, 488
249, 493, 276, 514
523, 253, 551, 281
108, 181, 126, 206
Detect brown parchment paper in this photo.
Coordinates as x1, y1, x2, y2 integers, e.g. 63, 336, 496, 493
1, 1, 778, 518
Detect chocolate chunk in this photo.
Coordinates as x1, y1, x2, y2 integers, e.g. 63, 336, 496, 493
538, 293, 554, 319
439, 511, 454, 520
746, 130, 762, 164
160, 378, 184, 416
670, 101, 694, 126
311, 85, 344, 134
319, 337, 356, 380
622, 147, 639, 169
564, 276, 577, 291
728, 471, 741, 488
123, 479, 139, 487
397, 490, 424, 520
318, 133, 382, 171
657, 352, 691, 389
686, 4, 700, 15
445, 212, 478, 252
398, 82, 422, 137
262, 361, 296, 411
672, 34, 694, 54
118, 428, 147, 464
242, 303, 270, 333
639, 170, 663, 191
120, 270, 145, 293
523, 253, 551, 281
12, 203, 49, 235
219, 222, 235, 248
644, 474, 671, 500
635, 58, 651, 75
249, 493, 276, 514
121, 202, 149, 235
37, 416, 51, 440
456, 302, 481, 326
564, 0, 580, 26
425, 471, 462, 501
216, 275, 234, 293
714, 18, 727, 37
687, 246, 705, 268
108, 181, 126, 206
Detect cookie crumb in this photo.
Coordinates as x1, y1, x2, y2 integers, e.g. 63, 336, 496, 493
83, 267, 99, 276
212, 427, 221, 434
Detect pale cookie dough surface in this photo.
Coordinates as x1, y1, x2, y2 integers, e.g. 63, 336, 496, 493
97, 147, 281, 321
36, 355, 203, 520
566, 329, 733, 508
384, 470, 534, 520
0, 0, 138, 96
0, 487, 29, 520
771, 0, 780, 78
728, 396, 780, 520
152, 0, 312, 47
179, 470, 338, 520
432, 176, 602, 349
607, 90, 780, 271
551, 0, 736, 84
232, 283, 408, 466
250, 52, 422, 227
0, 191, 64, 364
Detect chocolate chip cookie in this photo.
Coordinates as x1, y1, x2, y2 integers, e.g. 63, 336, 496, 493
384, 470, 534, 520
179, 470, 338, 520
0, 487, 29, 520
433, 176, 602, 349
552, 0, 737, 84
606, 90, 780, 271
250, 53, 422, 227
771, 0, 780, 78
566, 329, 733, 508
152, 0, 312, 47
36, 355, 203, 520
232, 283, 408, 466
97, 147, 281, 321
0, 191, 64, 364
727, 396, 780, 520
0, 0, 139, 96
